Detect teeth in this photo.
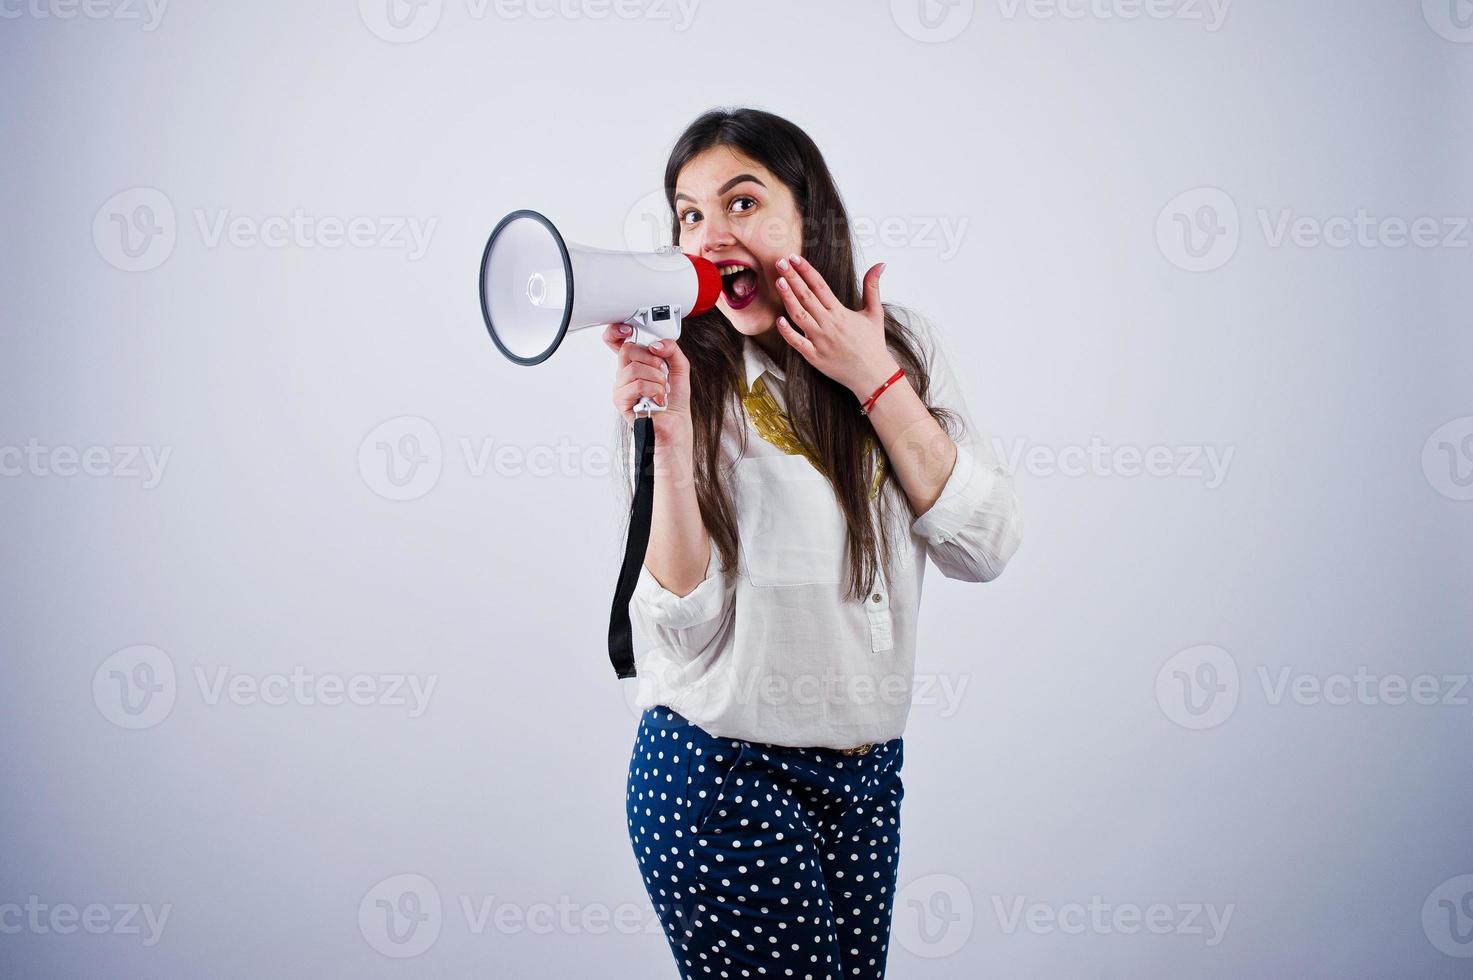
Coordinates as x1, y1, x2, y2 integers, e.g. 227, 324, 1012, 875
719, 264, 752, 278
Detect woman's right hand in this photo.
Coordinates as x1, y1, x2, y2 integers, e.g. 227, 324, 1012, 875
603, 324, 694, 439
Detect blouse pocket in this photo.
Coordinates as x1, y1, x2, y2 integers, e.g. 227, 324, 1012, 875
735, 454, 847, 588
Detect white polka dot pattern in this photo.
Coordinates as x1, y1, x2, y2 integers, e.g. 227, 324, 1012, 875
626, 705, 905, 979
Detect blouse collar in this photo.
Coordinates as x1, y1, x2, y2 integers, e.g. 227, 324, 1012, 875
742, 335, 788, 391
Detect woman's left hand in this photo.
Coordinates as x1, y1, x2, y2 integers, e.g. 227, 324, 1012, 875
772, 254, 901, 399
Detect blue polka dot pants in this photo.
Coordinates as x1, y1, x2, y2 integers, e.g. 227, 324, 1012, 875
626, 705, 906, 979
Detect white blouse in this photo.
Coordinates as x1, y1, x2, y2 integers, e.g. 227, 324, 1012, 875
627, 308, 1023, 750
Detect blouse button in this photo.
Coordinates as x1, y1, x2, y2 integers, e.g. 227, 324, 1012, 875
871, 592, 883, 603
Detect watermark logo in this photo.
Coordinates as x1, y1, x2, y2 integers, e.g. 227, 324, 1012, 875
620, 188, 686, 273
359, 0, 442, 42
1422, 416, 1473, 501
1424, 874, 1473, 958
1156, 644, 1238, 730
93, 187, 176, 272
622, 188, 669, 253
891, 0, 975, 42
359, 873, 442, 958
893, 872, 974, 958
1423, 0, 1473, 43
1157, 187, 1239, 272
92, 645, 177, 730
359, 416, 443, 501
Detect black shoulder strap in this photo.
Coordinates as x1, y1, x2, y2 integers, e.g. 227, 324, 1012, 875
607, 415, 656, 678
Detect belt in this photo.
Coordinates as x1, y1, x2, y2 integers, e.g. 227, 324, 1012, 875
839, 742, 876, 756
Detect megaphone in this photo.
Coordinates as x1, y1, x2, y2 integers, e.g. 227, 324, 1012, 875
479, 209, 723, 414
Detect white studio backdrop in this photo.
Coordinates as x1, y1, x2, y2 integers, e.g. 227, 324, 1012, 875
2, 1, 1471, 977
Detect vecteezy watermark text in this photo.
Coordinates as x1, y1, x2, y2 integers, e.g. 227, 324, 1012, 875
193, 209, 435, 260
996, 0, 1230, 30
1157, 644, 1473, 730
626, 661, 971, 722
358, 873, 685, 958
93, 188, 437, 272
1158, 186, 1473, 272
0, 0, 167, 29
992, 894, 1234, 946
194, 666, 436, 717
995, 436, 1234, 488
92, 645, 438, 729
0, 440, 170, 488
358, 0, 700, 44
0, 896, 171, 946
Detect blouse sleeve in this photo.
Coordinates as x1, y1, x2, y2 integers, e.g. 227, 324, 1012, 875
902, 308, 1024, 583
629, 536, 734, 654
622, 425, 735, 654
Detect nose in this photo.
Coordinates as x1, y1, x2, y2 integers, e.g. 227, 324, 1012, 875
697, 209, 737, 257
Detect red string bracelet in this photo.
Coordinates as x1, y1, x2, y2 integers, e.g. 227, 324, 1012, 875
859, 367, 906, 415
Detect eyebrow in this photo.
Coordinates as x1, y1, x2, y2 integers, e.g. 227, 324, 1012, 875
673, 173, 767, 205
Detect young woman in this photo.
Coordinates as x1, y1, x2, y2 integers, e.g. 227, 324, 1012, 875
604, 107, 1023, 980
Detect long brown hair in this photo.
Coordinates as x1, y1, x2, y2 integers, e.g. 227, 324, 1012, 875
621, 107, 961, 601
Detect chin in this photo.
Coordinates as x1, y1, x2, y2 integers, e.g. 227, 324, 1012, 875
720, 301, 776, 336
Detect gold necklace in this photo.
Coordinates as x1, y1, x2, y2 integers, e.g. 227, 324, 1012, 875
740, 372, 887, 500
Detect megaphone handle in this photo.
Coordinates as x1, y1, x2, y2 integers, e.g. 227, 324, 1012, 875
629, 320, 673, 416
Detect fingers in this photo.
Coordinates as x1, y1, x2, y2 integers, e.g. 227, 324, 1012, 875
775, 315, 815, 360
622, 336, 686, 376
620, 361, 668, 387
861, 262, 886, 315
619, 338, 665, 370
775, 267, 819, 332
650, 338, 687, 374
775, 257, 827, 331
615, 375, 668, 418
619, 378, 668, 405
601, 322, 634, 353
785, 253, 840, 311
613, 335, 683, 420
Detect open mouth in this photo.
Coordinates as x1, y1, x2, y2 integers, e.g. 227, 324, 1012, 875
717, 261, 760, 311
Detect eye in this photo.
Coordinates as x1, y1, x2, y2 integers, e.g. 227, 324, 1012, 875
729, 196, 757, 215
678, 208, 702, 225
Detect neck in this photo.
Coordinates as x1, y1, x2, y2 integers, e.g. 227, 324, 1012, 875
750, 326, 786, 365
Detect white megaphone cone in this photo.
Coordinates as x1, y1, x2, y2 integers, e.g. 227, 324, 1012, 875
479, 209, 723, 414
